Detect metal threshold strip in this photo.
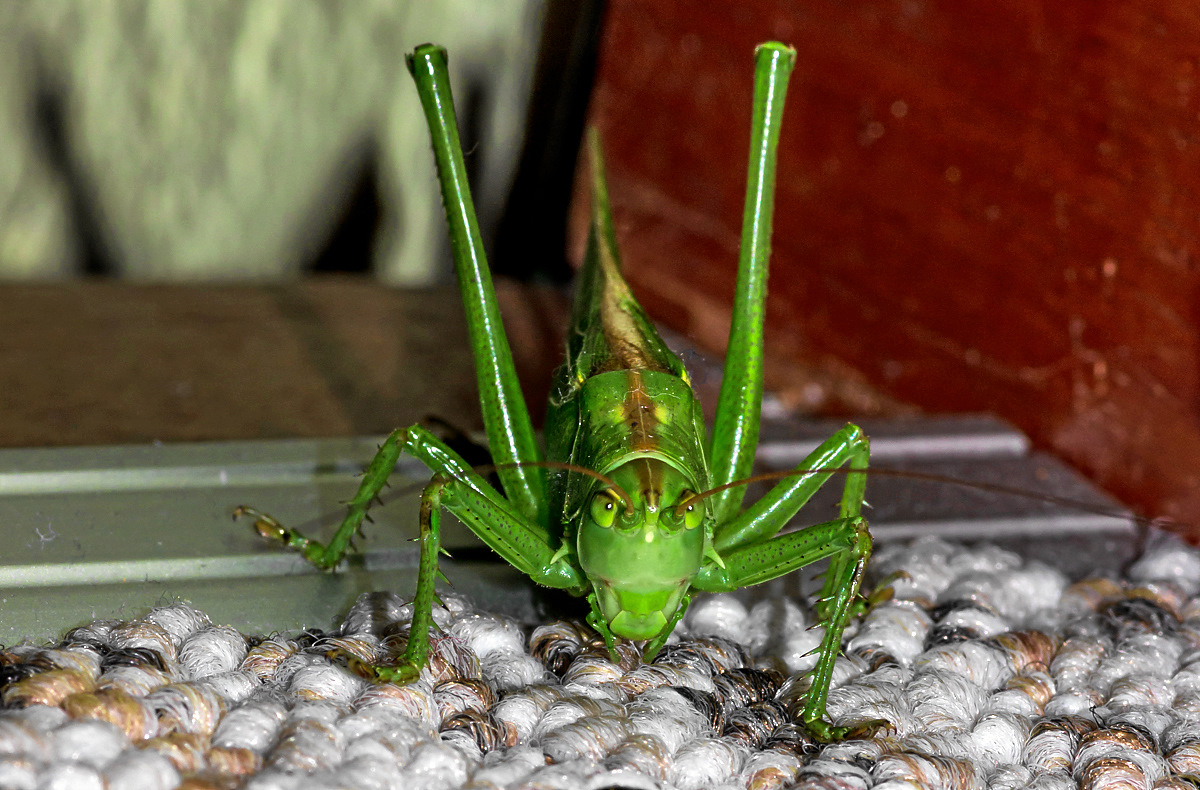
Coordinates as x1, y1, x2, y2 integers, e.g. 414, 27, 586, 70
0, 415, 1136, 643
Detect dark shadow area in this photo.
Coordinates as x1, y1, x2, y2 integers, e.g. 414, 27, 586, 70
493, 0, 606, 282
32, 69, 116, 276
309, 156, 381, 274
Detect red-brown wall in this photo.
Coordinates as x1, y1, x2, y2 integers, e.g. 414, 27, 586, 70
581, 1, 1200, 527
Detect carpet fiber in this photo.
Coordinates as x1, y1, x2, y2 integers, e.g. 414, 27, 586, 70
2, 533, 1198, 789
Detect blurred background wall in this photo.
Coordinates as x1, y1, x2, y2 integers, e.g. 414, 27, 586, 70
0, 0, 597, 283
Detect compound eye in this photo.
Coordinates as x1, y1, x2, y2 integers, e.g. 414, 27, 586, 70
590, 491, 618, 528
679, 492, 703, 531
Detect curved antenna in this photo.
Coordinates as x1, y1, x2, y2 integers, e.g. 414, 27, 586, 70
236, 460, 636, 535
490, 461, 634, 514
674, 465, 1159, 529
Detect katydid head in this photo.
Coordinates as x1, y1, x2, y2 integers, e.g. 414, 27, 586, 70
577, 458, 707, 641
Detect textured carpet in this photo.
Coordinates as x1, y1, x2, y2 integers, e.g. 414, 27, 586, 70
2, 532, 1198, 789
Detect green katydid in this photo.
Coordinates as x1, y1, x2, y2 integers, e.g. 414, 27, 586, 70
242, 41, 884, 742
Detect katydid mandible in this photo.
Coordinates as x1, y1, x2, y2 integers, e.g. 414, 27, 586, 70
245, 42, 880, 742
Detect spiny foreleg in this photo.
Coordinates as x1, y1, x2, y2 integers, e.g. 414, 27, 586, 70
694, 515, 886, 741
333, 475, 451, 684
800, 518, 878, 742
236, 428, 407, 570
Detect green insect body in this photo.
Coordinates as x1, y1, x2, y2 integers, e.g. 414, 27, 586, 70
247, 41, 883, 742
